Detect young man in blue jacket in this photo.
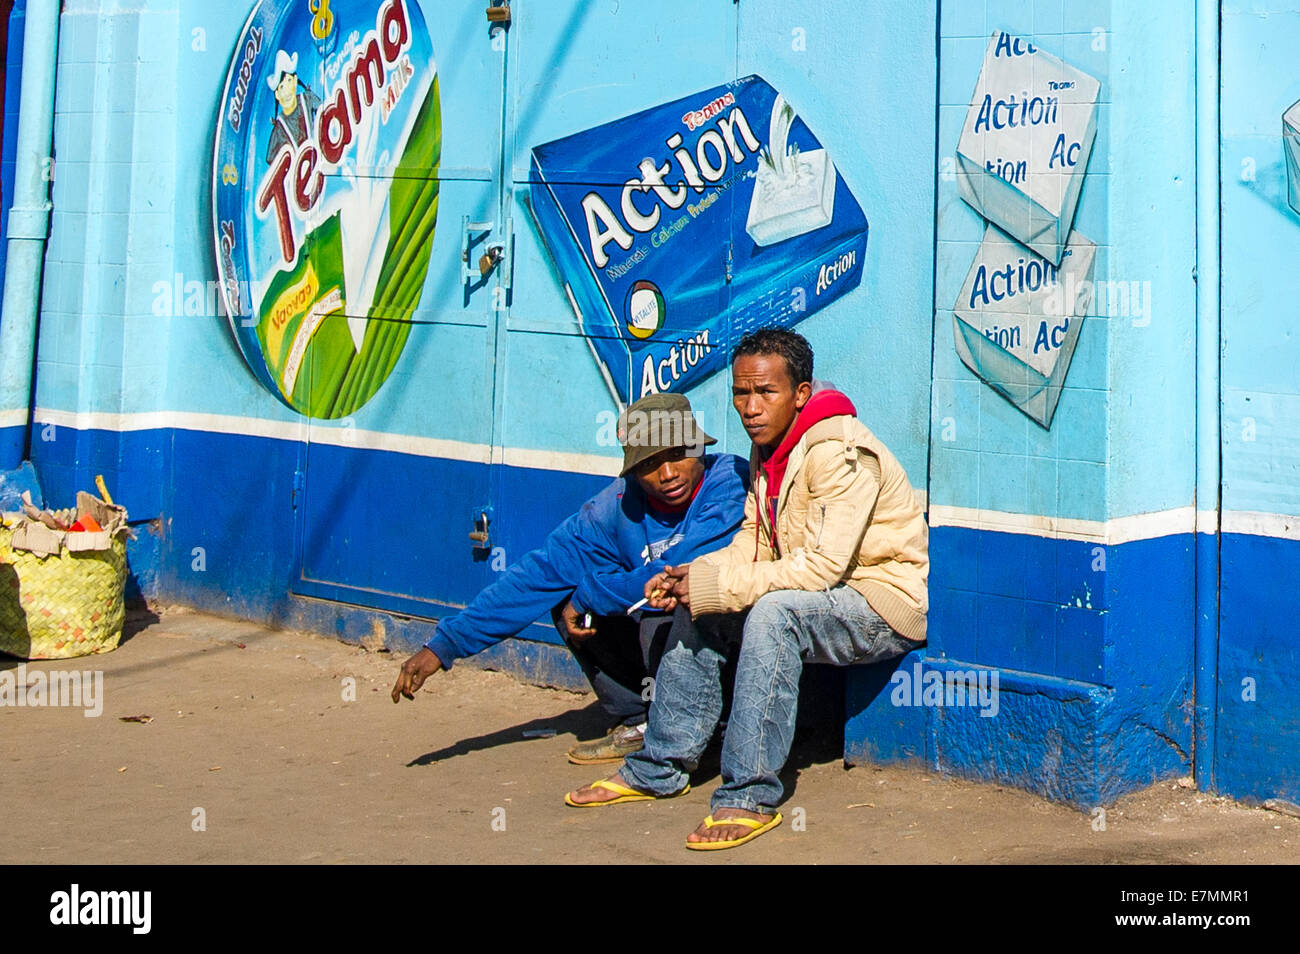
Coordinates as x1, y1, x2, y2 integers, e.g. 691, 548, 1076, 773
391, 393, 750, 764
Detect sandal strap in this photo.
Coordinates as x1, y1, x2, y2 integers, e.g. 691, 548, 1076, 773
591, 778, 643, 797
702, 813, 771, 831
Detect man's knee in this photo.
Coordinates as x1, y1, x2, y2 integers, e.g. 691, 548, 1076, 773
744, 591, 804, 645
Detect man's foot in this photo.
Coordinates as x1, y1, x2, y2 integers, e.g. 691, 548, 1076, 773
565, 772, 642, 806
566, 723, 645, 764
685, 807, 782, 849
564, 772, 689, 807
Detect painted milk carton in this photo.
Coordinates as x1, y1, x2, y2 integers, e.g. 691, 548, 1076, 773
529, 75, 868, 404
1284, 98, 1300, 217
956, 32, 1100, 265
953, 224, 1096, 428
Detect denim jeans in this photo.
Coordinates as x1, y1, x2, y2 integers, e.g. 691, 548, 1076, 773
552, 604, 673, 727
620, 585, 917, 812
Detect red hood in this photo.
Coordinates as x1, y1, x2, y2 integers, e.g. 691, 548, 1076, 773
763, 390, 856, 471
761, 388, 857, 512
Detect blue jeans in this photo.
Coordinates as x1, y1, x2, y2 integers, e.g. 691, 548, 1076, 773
620, 585, 917, 813
552, 605, 673, 727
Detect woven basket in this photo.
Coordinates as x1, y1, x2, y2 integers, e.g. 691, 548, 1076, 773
0, 493, 128, 659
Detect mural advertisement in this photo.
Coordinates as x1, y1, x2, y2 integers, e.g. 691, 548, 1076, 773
952, 31, 1101, 428
212, 0, 441, 419
211, 4, 877, 420
528, 75, 868, 405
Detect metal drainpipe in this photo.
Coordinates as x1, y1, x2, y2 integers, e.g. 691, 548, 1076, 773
0, 0, 59, 468
1193, 0, 1221, 793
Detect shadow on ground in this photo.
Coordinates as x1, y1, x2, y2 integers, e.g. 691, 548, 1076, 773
406, 663, 848, 805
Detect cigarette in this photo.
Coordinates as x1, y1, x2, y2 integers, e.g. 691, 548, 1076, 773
627, 587, 666, 614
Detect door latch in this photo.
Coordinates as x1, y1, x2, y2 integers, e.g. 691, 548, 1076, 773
461, 216, 514, 291
469, 509, 492, 551
462, 217, 494, 286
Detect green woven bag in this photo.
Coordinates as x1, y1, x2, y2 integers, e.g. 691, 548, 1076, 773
0, 493, 128, 660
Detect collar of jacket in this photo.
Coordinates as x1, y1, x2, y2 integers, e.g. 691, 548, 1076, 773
749, 415, 866, 550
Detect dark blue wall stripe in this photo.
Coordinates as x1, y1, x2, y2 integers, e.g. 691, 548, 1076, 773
1217, 532, 1300, 805
27, 423, 1300, 808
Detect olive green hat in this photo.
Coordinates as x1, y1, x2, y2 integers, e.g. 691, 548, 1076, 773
617, 392, 717, 477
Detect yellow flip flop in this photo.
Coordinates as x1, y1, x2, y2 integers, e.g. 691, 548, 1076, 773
564, 777, 690, 808
685, 812, 783, 850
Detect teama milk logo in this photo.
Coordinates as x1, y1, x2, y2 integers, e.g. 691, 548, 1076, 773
50, 885, 151, 935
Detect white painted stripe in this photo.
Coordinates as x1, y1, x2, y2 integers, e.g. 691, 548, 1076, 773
36, 408, 312, 444
28, 409, 1300, 542
1107, 507, 1198, 545
0, 409, 27, 428
308, 427, 491, 464
30, 408, 616, 474
1221, 510, 1300, 541
928, 504, 1107, 542
930, 504, 1300, 545
495, 445, 622, 476
928, 504, 1206, 545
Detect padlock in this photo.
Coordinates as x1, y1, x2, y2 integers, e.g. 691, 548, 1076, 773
468, 510, 491, 549
478, 245, 504, 277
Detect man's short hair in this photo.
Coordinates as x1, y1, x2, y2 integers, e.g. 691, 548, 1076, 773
731, 327, 814, 387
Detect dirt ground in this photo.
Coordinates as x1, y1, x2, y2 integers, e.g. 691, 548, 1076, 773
1, 607, 1296, 865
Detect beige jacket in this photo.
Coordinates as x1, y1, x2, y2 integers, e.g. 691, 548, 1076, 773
688, 414, 929, 642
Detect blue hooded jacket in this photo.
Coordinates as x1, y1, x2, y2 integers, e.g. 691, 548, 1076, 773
427, 454, 749, 666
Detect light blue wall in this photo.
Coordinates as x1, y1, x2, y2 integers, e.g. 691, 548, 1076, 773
36, 1, 935, 481
1105, 3, 1196, 522
39, 1, 180, 420
1221, 1, 1300, 519
500, 1, 936, 474
1214, 1, 1300, 806
932, 0, 1195, 524
933, 1, 1113, 523
733, 0, 935, 479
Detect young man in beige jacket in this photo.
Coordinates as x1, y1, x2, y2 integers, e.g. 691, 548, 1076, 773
566, 327, 929, 850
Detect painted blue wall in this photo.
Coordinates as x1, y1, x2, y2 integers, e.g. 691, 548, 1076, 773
1215, 0, 1300, 805
20, 0, 1299, 810
880, 0, 1197, 807
30, 0, 938, 629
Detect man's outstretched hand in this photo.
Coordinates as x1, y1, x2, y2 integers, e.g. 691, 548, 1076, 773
392, 647, 443, 703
